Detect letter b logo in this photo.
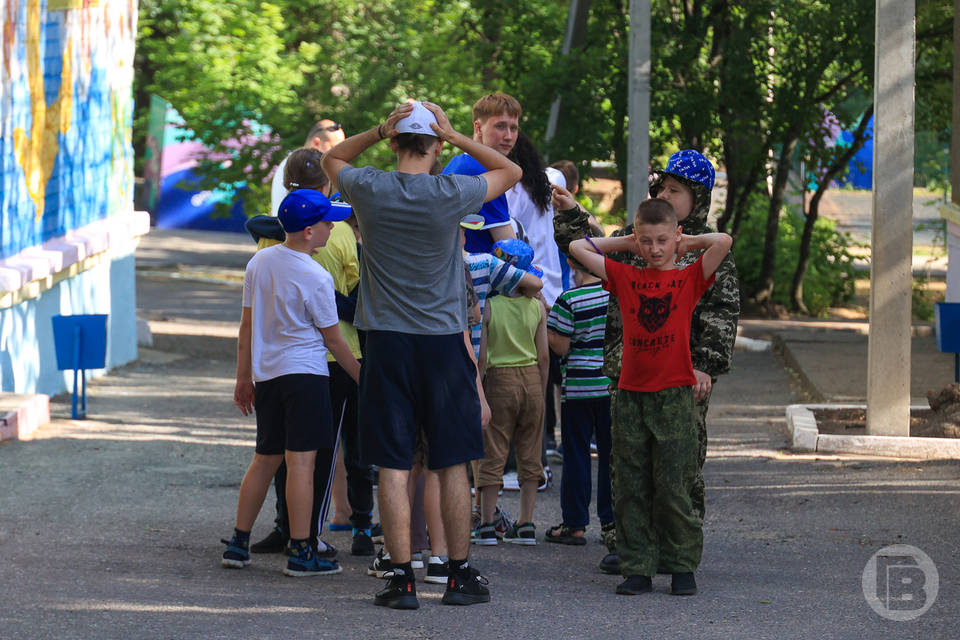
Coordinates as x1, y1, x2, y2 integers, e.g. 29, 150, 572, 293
863, 545, 938, 621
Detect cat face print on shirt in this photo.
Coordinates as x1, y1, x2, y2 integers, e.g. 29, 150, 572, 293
637, 292, 672, 333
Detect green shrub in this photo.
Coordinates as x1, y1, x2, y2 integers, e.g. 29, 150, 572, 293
732, 197, 859, 315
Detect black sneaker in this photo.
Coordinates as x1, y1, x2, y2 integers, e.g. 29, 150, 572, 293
351, 528, 375, 556
599, 552, 620, 574
424, 556, 448, 585
367, 548, 393, 578
503, 521, 536, 546
471, 521, 498, 546
370, 522, 384, 544
441, 562, 490, 605
671, 572, 697, 596
616, 575, 652, 595
249, 526, 287, 554
374, 568, 419, 610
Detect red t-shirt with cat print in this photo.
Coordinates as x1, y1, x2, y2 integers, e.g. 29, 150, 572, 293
602, 256, 715, 392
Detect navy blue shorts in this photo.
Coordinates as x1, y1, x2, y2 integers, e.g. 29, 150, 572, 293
254, 374, 334, 454
358, 331, 483, 470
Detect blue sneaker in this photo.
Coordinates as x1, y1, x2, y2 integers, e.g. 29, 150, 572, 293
283, 542, 343, 577
221, 535, 251, 569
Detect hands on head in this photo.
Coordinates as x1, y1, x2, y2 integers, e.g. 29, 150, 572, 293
381, 101, 457, 142
380, 102, 415, 139
422, 102, 457, 141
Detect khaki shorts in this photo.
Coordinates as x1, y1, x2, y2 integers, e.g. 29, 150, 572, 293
477, 365, 545, 488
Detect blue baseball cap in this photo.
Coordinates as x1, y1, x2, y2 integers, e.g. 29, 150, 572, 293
278, 189, 352, 232
492, 238, 544, 278
662, 149, 715, 191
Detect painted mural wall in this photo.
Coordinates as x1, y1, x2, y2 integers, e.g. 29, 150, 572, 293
0, 0, 143, 398
1, 0, 137, 260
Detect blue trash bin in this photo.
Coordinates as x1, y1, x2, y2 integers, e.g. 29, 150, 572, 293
51, 314, 108, 419
934, 302, 960, 383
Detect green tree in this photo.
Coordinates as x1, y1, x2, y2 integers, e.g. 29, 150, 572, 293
748, 0, 874, 310
134, 0, 953, 318
135, 0, 309, 216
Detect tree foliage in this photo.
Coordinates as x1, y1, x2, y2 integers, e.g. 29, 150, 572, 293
134, 0, 953, 314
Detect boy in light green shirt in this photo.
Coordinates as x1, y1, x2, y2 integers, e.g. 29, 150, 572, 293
476, 239, 549, 546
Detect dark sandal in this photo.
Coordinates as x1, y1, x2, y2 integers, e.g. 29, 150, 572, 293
544, 523, 587, 546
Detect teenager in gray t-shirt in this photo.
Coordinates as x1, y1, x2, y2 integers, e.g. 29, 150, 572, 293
336, 166, 486, 335
322, 100, 522, 610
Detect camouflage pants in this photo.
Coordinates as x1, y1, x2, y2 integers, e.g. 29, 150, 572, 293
612, 387, 703, 577
691, 389, 711, 521
603, 388, 711, 552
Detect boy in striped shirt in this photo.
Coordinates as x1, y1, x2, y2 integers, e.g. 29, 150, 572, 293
544, 253, 613, 545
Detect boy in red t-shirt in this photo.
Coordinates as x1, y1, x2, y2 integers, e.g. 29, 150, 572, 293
569, 198, 731, 597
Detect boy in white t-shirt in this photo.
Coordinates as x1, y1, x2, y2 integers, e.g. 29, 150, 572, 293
222, 189, 361, 578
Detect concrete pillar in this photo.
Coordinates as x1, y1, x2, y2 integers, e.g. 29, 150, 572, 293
945, 0, 960, 303
953, 0, 960, 209
867, 0, 915, 435
626, 0, 651, 216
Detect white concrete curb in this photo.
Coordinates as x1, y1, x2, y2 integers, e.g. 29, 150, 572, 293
0, 394, 50, 441
786, 403, 960, 459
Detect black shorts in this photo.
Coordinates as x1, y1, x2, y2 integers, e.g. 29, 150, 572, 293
254, 374, 334, 454
358, 331, 483, 470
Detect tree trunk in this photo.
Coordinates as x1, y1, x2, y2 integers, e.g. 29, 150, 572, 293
729, 167, 761, 236
753, 133, 798, 307
790, 105, 875, 312
720, 153, 764, 236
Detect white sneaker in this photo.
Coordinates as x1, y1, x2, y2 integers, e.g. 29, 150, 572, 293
411, 552, 424, 569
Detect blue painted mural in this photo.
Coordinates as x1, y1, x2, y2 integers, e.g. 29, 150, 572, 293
1, 0, 142, 398
1, 0, 136, 260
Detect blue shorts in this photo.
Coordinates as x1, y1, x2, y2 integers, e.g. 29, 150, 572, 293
254, 374, 334, 454
358, 331, 483, 470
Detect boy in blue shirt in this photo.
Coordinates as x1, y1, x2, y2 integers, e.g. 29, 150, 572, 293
443, 93, 523, 253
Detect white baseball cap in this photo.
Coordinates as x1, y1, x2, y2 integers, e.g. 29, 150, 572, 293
395, 101, 438, 137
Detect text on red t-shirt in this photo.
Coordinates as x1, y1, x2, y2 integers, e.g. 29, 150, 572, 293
602, 256, 715, 392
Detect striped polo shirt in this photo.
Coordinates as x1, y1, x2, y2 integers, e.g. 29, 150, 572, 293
464, 252, 525, 356
547, 283, 611, 399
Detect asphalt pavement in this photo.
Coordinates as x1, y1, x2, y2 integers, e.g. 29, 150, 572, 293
0, 229, 956, 639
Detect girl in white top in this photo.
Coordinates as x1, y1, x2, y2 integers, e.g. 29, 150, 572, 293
505, 132, 566, 307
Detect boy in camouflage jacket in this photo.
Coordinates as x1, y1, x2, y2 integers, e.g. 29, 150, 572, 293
553, 150, 740, 573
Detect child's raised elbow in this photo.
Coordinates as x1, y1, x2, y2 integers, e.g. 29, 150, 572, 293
719, 233, 733, 253
510, 163, 523, 185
